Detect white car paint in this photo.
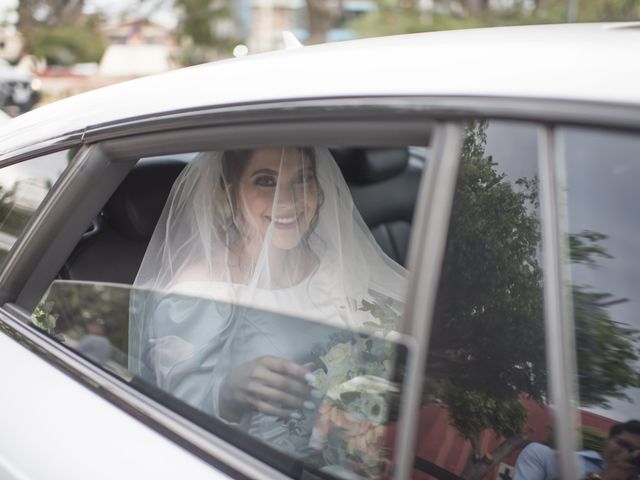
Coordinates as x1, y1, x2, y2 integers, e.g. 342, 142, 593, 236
0, 23, 639, 157
0, 330, 228, 480
0, 109, 11, 124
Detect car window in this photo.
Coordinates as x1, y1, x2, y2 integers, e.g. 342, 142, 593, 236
558, 127, 640, 478
0, 149, 72, 265
418, 121, 549, 480
33, 144, 427, 479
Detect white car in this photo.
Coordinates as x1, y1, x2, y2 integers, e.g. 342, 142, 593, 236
0, 23, 639, 480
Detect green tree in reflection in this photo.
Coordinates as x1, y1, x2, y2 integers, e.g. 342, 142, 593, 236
570, 232, 640, 407
427, 121, 640, 480
35, 282, 131, 369
427, 120, 546, 479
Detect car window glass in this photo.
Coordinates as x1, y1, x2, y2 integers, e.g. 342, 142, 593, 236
0, 149, 72, 265
418, 121, 549, 480
559, 127, 640, 478
34, 144, 428, 479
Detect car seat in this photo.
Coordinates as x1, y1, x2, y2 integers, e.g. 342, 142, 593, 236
60, 160, 186, 284
332, 147, 421, 267
62, 148, 420, 284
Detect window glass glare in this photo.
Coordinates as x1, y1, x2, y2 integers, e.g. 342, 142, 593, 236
560, 127, 640, 478
419, 121, 548, 479
0, 149, 72, 264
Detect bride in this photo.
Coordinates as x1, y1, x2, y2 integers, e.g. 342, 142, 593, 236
129, 146, 406, 454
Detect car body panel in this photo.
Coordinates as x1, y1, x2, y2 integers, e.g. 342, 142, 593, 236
0, 320, 229, 480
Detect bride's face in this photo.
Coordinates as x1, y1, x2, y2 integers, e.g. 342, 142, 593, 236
237, 148, 319, 251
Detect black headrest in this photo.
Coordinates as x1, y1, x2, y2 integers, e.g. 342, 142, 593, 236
332, 148, 409, 185
104, 161, 186, 241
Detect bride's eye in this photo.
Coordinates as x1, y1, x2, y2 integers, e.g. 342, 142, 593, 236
254, 175, 277, 187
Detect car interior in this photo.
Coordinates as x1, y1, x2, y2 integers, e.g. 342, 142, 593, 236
58, 147, 423, 285
43, 145, 433, 478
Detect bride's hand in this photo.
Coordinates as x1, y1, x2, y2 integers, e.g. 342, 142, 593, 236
219, 355, 313, 422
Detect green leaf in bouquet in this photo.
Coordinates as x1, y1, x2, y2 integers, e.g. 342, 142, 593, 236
339, 391, 361, 405
312, 356, 328, 374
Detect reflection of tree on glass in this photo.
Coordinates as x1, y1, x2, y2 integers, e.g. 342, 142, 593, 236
427, 121, 546, 479
569, 232, 640, 408
425, 122, 640, 479
0, 151, 70, 264
32, 282, 131, 370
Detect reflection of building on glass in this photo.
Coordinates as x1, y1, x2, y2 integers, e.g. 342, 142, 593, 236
76, 318, 112, 365
413, 399, 623, 479
11, 177, 49, 212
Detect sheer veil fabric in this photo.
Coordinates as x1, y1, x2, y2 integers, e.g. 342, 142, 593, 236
129, 147, 407, 449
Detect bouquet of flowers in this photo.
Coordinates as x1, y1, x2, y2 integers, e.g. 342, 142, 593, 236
305, 299, 403, 478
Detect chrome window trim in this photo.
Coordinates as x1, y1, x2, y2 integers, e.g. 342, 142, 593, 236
538, 126, 580, 480
4, 96, 640, 164
0, 304, 286, 480
97, 118, 435, 161
69, 97, 640, 143
0, 137, 83, 169
395, 122, 464, 479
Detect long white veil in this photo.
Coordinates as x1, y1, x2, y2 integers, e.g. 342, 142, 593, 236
129, 147, 407, 427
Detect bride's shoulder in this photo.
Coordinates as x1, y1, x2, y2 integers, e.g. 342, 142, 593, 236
172, 253, 229, 283
168, 257, 231, 295
174, 264, 211, 283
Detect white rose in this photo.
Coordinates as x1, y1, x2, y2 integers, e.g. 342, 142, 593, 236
384, 330, 402, 342
326, 372, 350, 399
321, 343, 352, 370
360, 393, 389, 424
338, 375, 399, 395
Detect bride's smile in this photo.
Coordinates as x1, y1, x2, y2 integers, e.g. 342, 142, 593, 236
236, 147, 319, 251
266, 213, 303, 228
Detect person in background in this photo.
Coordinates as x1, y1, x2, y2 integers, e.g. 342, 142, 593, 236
513, 420, 640, 480
76, 318, 112, 365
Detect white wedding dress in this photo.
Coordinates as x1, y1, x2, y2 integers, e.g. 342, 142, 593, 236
129, 147, 407, 457
142, 269, 349, 454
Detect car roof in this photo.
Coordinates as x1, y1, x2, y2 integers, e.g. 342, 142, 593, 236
1, 22, 639, 156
